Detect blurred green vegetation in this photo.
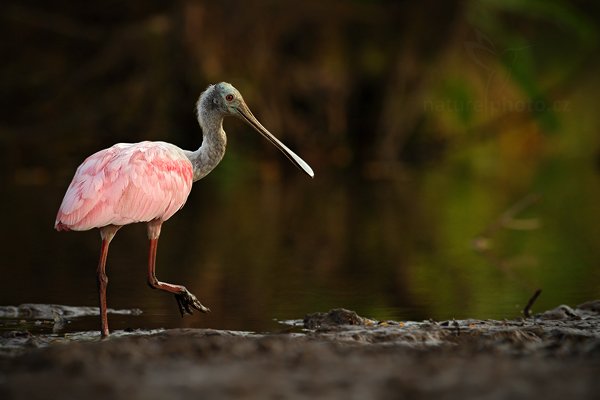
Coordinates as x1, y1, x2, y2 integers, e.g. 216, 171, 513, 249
0, 0, 599, 327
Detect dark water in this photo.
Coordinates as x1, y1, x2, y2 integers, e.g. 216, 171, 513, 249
2, 0, 600, 336
1, 150, 599, 335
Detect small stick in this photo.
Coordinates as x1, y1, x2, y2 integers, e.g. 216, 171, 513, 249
523, 289, 542, 318
451, 319, 460, 336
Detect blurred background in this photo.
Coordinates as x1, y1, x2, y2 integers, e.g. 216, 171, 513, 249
1, 0, 599, 332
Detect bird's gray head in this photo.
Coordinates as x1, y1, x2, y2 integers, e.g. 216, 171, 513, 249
196, 82, 314, 178
197, 82, 244, 117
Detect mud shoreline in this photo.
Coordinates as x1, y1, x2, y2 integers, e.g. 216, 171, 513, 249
1, 302, 600, 399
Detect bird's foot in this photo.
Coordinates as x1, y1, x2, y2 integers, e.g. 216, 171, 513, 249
175, 288, 210, 317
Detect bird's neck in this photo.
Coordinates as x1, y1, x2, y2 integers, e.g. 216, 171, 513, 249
186, 103, 227, 182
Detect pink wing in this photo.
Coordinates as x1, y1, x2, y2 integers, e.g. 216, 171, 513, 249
55, 141, 194, 231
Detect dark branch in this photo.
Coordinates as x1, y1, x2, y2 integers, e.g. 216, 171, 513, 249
523, 289, 542, 318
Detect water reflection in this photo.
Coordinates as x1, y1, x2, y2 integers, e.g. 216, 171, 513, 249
1, 156, 598, 334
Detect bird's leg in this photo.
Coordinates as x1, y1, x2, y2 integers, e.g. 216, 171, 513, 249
97, 225, 120, 338
146, 220, 210, 317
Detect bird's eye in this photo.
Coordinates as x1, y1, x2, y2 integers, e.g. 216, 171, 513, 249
225, 94, 234, 101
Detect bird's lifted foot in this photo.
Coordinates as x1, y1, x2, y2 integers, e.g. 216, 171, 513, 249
175, 288, 210, 317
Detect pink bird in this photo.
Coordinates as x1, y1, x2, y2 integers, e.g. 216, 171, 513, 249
55, 82, 314, 337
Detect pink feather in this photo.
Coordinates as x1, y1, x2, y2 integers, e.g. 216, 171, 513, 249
55, 141, 193, 231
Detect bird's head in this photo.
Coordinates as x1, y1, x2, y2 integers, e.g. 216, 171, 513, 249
197, 82, 314, 178
210, 82, 244, 115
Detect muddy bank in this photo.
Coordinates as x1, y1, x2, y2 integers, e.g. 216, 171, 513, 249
1, 301, 600, 400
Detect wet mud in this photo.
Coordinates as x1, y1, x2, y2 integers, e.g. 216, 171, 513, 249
1, 301, 600, 399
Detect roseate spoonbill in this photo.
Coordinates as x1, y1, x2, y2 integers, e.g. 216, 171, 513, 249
55, 82, 314, 337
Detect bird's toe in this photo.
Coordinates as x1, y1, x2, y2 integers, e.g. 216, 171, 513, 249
174, 289, 210, 317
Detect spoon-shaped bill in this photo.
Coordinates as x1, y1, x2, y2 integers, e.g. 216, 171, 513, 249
235, 102, 314, 178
